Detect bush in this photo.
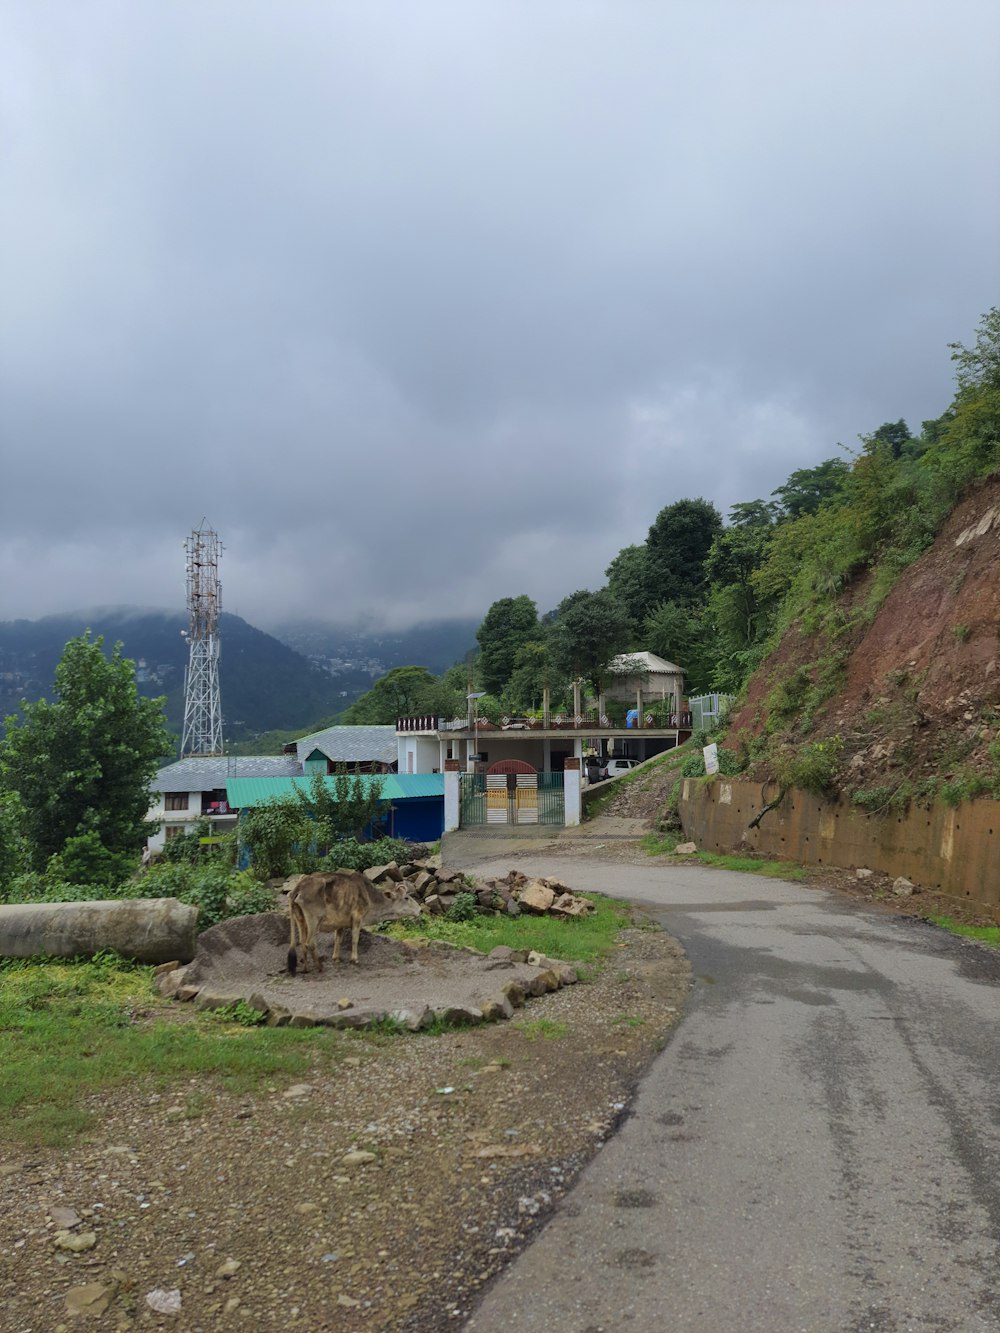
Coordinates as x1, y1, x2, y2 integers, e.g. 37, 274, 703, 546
446, 891, 479, 922
776, 737, 843, 795
319, 837, 412, 872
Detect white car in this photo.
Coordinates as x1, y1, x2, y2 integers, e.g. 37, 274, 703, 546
602, 758, 640, 779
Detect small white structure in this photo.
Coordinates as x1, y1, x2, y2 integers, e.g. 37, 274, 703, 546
605, 651, 686, 709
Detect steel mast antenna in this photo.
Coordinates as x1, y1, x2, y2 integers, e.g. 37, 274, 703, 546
179, 522, 224, 757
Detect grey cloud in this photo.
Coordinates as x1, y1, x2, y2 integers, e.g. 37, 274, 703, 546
1, 0, 998, 631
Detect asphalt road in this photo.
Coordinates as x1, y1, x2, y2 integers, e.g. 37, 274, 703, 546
459, 855, 1000, 1333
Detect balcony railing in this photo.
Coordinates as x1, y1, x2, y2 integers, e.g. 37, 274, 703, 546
397, 711, 694, 734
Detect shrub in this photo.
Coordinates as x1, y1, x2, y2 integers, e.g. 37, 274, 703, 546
320, 837, 412, 872
446, 891, 479, 922
776, 737, 843, 795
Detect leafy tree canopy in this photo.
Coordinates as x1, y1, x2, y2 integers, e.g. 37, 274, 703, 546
605, 543, 651, 631
645, 498, 723, 606
475, 596, 541, 695
339, 665, 461, 724
0, 633, 173, 875
771, 458, 850, 521
548, 589, 631, 695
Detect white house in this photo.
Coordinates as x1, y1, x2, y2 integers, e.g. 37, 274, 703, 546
146, 755, 302, 852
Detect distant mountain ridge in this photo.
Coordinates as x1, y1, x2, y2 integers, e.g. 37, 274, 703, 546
0, 608, 477, 744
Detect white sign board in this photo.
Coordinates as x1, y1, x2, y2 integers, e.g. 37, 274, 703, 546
703, 742, 719, 776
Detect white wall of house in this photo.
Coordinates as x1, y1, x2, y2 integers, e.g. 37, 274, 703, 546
145, 789, 237, 851
146, 790, 202, 851
397, 735, 441, 774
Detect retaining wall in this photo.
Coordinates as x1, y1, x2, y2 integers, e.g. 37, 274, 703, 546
678, 779, 999, 910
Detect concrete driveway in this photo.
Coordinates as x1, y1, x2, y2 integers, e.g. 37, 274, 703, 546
457, 853, 1000, 1332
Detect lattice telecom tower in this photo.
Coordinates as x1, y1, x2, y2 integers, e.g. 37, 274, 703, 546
179, 523, 224, 757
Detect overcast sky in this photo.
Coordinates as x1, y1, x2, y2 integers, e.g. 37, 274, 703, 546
2, 1, 998, 632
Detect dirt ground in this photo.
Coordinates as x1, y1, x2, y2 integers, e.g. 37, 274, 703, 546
725, 474, 1000, 792
0, 888, 691, 1333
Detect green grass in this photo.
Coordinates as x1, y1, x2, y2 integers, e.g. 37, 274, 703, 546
692, 851, 808, 879
0, 955, 340, 1148
383, 891, 630, 963
514, 1018, 568, 1041
928, 916, 1000, 949
640, 832, 679, 856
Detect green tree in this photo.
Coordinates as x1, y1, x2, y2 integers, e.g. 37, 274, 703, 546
644, 498, 723, 606
296, 769, 388, 851
548, 589, 631, 694
475, 596, 541, 695
340, 665, 458, 724
771, 458, 850, 521
605, 544, 651, 632
0, 633, 173, 877
500, 641, 558, 713
642, 600, 714, 694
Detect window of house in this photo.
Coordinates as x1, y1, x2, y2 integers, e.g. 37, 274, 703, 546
164, 825, 184, 841
165, 793, 189, 811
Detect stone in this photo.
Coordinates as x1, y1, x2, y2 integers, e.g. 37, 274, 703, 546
175, 985, 200, 1002
855, 868, 874, 880
283, 1083, 314, 1098
145, 1288, 182, 1314
64, 1284, 114, 1317
54, 1230, 97, 1252
392, 1007, 433, 1030
215, 1258, 242, 1278
501, 981, 526, 1008
156, 968, 187, 998
488, 946, 515, 963
527, 969, 559, 996
518, 882, 555, 913
550, 895, 592, 918
481, 996, 515, 1022
295, 1202, 319, 1214
477, 890, 496, 910
505, 898, 521, 917
424, 895, 444, 915
892, 876, 917, 896
408, 871, 435, 896
49, 1206, 81, 1228
434, 868, 462, 884
337, 997, 354, 1010
438, 894, 457, 911
154, 960, 181, 976
434, 1004, 483, 1026
342, 1151, 377, 1166
675, 842, 697, 854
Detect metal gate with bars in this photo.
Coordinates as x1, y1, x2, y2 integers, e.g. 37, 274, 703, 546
459, 771, 565, 827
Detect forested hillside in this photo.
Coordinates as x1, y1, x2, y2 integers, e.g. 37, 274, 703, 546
0, 610, 345, 744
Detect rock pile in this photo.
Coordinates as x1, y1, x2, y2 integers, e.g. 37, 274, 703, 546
360, 862, 596, 920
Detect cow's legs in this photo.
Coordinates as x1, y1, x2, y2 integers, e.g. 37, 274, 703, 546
331, 929, 342, 963
350, 920, 362, 964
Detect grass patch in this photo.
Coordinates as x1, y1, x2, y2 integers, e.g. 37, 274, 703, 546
693, 851, 808, 880
514, 1018, 568, 1041
0, 956, 338, 1149
640, 832, 679, 857
928, 916, 1000, 949
384, 891, 630, 964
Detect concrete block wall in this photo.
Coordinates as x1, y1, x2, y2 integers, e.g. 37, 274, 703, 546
678, 778, 999, 910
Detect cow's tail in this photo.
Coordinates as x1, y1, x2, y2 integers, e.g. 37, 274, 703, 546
287, 896, 301, 975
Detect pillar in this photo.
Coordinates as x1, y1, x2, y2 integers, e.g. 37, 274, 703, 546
444, 760, 461, 832
563, 757, 581, 827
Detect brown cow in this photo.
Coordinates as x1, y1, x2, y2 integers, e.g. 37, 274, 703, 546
287, 870, 421, 975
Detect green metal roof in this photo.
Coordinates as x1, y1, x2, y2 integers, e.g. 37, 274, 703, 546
226, 773, 443, 809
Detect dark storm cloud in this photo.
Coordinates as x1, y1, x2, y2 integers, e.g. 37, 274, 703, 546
1, 1, 998, 631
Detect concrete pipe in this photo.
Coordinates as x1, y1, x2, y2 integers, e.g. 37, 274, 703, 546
0, 898, 199, 964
